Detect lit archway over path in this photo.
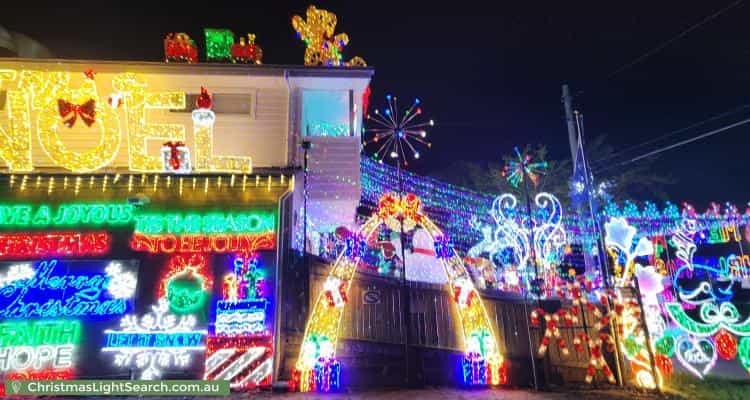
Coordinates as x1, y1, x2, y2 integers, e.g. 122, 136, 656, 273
292, 193, 507, 392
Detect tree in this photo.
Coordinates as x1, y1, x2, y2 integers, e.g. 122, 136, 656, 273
432, 138, 674, 207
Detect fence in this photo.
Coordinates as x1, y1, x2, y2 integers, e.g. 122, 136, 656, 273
278, 255, 625, 388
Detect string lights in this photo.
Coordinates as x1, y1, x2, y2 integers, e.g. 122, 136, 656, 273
0, 69, 33, 171
192, 87, 253, 173
112, 73, 186, 172
293, 193, 505, 392
362, 95, 433, 167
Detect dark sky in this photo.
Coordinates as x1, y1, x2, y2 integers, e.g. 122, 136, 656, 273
3, 1, 749, 206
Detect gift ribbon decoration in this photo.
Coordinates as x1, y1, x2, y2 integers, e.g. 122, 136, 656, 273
58, 99, 96, 128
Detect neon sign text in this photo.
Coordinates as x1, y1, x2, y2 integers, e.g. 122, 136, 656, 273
134, 211, 275, 235
103, 332, 205, 349
0, 344, 75, 371
0, 320, 81, 346
130, 232, 275, 254
0, 319, 81, 372
0, 203, 134, 228
0, 259, 135, 319
0, 232, 110, 259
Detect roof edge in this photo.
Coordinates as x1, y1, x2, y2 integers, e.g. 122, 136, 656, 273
0, 57, 375, 78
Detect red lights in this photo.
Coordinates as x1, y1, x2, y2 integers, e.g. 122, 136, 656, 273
5, 368, 75, 380
0, 231, 110, 259
130, 232, 275, 254
157, 253, 213, 299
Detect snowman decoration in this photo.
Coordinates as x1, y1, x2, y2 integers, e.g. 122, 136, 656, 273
392, 228, 448, 284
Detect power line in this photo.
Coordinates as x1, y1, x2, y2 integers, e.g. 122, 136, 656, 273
594, 116, 750, 174
590, 101, 750, 166
604, 0, 744, 80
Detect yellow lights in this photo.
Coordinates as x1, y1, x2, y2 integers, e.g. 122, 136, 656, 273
113, 73, 186, 172
295, 194, 505, 387
291, 5, 366, 67
3, 173, 290, 197
31, 71, 121, 173
1, 69, 263, 174
191, 90, 253, 173
0, 69, 33, 171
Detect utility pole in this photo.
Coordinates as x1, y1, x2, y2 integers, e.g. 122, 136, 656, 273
562, 84, 578, 168
562, 85, 625, 387
396, 162, 413, 388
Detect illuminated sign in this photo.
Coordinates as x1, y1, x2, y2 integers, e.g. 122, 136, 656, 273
134, 211, 275, 235
0, 259, 138, 319
215, 299, 267, 335
0, 319, 81, 372
102, 299, 207, 379
0, 232, 111, 259
103, 331, 204, 348
0, 69, 253, 173
130, 232, 275, 254
0, 203, 134, 228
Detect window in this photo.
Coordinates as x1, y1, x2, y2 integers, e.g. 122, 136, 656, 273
301, 90, 352, 137
172, 93, 255, 115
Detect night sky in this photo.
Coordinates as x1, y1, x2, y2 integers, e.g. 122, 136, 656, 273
3, 1, 749, 206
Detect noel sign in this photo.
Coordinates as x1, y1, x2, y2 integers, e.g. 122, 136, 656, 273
0, 69, 252, 174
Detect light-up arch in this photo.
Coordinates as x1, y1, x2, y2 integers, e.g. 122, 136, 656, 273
292, 193, 506, 392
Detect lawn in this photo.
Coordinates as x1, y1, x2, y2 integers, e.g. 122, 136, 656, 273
664, 373, 750, 400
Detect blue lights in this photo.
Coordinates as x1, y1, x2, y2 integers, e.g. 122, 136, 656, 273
462, 353, 487, 386
345, 235, 366, 259
434, 235, 455, 259
103, 331, 205, 348
0, 259, 137, 320
215, 299, 268, 335
314, 357, 341, 392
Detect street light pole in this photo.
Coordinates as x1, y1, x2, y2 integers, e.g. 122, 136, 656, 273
396, 161, 412, 387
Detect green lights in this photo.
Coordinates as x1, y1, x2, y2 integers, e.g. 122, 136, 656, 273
0, 203, 134, 228
0, 320, 81, 346
134, 211, 275, 235
204, 28, 234, 61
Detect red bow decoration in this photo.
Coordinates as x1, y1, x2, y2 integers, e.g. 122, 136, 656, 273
58, 99, 96, 128
163, 141, 186, 170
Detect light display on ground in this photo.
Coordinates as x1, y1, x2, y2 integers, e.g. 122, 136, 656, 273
292, 193, 506, 392
102, 298, 207, 379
